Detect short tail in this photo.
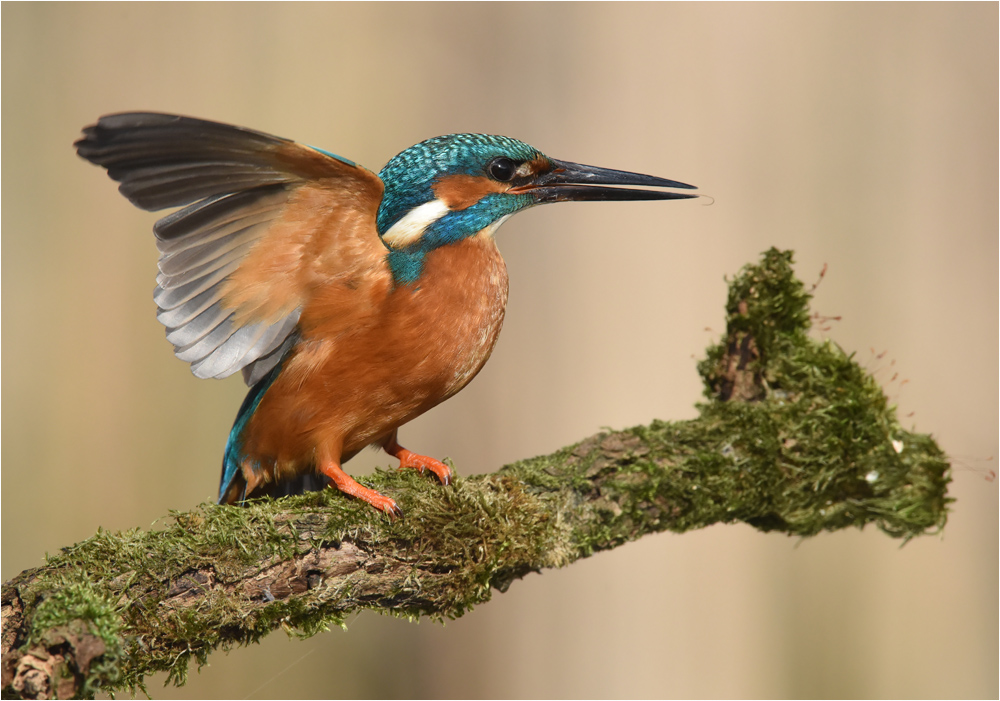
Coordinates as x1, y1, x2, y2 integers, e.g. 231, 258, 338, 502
218, 356, 285, 504
220, 472, 332, 505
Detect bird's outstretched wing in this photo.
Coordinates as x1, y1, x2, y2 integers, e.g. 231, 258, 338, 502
76, 113, 384, 385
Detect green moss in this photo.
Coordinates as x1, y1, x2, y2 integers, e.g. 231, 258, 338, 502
27, 579, 120, 650
23, 578, 124, 697
4, 248, 950, 698
694, 248, 950, 537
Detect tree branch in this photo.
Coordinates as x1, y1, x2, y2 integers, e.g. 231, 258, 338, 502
1, 249, 951, 699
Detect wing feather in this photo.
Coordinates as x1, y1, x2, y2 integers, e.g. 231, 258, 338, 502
164, 301, 231, 347
174, 317, 240, 363
152, 260, 241, 310
76, 112, 357, 210
242, 329, 300, 386
156, 282, 225, 329
76, 112, 384, 384
156, 240, 256, 288
158, 228, 261, 276
154, 189, 287, 246
195, 312, 302, 381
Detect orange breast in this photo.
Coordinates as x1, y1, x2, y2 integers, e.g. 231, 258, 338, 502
242, 232, 509, 474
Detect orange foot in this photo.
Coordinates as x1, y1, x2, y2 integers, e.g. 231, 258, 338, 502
382, 433, 452, 485
319, 461, 402, 518
394, 448, 452, 485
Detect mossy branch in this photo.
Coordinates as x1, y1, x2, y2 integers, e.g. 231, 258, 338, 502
1, 249, 951, 699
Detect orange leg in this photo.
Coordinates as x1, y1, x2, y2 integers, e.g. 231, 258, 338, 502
382, 431, 452, 485
318, 460, 402, 518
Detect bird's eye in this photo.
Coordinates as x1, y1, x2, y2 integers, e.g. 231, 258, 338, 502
487, 157, 517, 182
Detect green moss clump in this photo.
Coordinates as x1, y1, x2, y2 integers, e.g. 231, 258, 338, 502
693, 247, 950, 537
23, 577, 123, 697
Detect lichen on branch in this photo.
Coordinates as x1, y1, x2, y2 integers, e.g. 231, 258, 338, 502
1, 248, 951, 699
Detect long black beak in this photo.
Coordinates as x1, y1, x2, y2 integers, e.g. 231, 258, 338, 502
511, 158, 697, 203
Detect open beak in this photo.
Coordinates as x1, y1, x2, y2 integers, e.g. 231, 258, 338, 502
510, 158, 697, 203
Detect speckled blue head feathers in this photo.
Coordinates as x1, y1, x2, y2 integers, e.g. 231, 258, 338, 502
376, 134, 542, 235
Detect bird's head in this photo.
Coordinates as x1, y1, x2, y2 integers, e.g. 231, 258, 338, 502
376, 134, 696, 284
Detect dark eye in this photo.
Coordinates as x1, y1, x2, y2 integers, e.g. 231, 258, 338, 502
487, 157, 516, 182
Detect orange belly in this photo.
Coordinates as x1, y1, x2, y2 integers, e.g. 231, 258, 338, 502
241, 232, 508, 481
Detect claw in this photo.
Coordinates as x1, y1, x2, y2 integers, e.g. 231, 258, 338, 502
365, 490, 404, 519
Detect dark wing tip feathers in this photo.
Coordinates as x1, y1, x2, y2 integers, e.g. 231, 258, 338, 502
74, 112, 304, 211
76, 112, 377, 212
75, 112, 292, 153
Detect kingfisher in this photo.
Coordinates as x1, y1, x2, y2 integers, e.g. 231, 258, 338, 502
75, 113, 697, 516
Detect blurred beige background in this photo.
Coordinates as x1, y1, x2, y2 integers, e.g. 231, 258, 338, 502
3, 3, 996, 698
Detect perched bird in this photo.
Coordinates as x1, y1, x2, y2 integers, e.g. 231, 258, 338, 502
75, 113, 696, 515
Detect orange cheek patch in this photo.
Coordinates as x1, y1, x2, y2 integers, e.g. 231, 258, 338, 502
432, 174, 508, 211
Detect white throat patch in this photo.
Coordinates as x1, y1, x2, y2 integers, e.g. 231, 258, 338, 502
481, 213, 513, 238
382, 199, 450, 248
